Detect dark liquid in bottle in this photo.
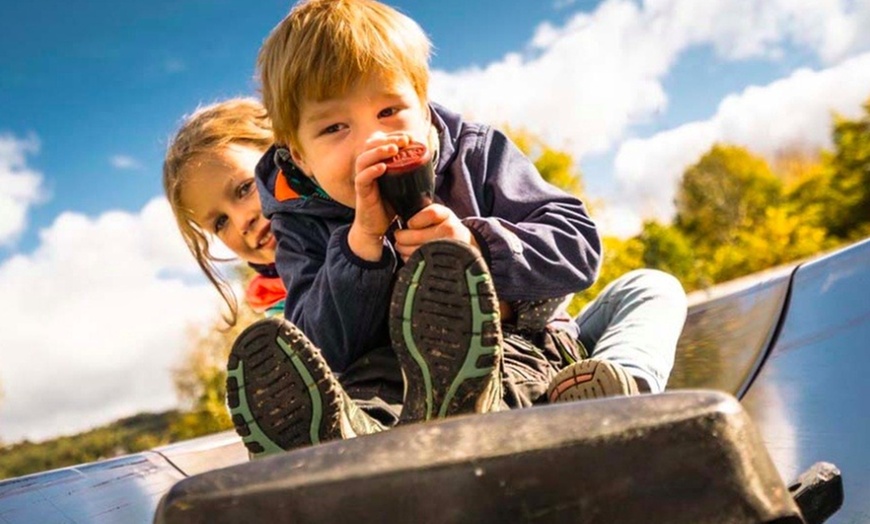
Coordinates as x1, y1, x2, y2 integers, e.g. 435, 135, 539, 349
377, 142, 435, 223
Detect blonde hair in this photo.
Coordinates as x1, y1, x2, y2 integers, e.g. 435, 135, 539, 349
258, 0, 431, 149
163, 98, 274, 326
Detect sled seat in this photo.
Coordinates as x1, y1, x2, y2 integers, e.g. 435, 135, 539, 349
155, 390, 803, 524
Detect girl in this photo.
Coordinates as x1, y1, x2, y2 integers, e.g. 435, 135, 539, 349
163, 98, 285, 323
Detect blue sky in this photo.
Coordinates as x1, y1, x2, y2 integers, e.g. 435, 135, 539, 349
0, 0, 587, 255
1, 0, 870, 442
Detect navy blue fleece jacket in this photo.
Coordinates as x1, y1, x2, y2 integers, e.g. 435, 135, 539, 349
255, 103, 601, 372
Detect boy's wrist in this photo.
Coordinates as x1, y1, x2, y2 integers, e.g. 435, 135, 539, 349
348, 223, 386, 262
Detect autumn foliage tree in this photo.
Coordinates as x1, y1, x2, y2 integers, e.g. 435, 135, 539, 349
791, 99, 870, 240
672, 144, 832, 284
170, 267, 259, 439
510, 95, 870, 297
637, 221, 702, 287
829, 103, 870, 238
675, 145, 783, 251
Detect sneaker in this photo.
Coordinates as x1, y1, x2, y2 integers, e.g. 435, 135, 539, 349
390, 239, 503, 423
547, 359, 640, 403
226, 317, 384, 458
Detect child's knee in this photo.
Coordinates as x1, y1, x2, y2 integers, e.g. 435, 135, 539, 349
622, 269, 687, 310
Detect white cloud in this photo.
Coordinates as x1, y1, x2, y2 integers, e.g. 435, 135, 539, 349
428, 0, 870, 238
0, 198, 226, 442
0, 134, 45, 246
110, 154, 143, 170
643, 0, 867, 63
606, 51, 870, 234
431, 0, 672, 158
430, 0, 870, 160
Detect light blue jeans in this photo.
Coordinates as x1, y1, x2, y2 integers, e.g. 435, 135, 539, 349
572, 269, 687, 393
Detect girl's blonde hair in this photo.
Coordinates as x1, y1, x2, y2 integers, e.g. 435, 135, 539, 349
163, 98, 273, 325
258, 0, 431, 149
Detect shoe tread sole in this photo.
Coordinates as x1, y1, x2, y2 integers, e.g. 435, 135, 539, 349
391, 240, 502, 423
548, 359, 639, 402
225, 319, 343, 457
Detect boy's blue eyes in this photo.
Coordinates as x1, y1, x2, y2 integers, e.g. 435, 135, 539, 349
317, 107, 402, 136
321, 123, 344, 135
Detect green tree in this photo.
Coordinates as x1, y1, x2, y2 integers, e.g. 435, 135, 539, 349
637, 221, 704, 290
706, 206, 829, 282
773, 148, 824, 188
773, 149, 828, 230
170, 265, 259, 439
819, 99, 870, 239
672, 142, 834, 285
783, 100, 870, 242
674, 144, 783, 252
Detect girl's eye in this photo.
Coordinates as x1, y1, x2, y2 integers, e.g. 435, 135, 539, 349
214, 215, 228, 234
238, 180, 255, 198
378, 107, 399, 118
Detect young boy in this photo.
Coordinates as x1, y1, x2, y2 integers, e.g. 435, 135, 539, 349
230, 0, 686, 457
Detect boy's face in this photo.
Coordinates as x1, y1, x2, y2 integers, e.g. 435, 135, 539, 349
181, 145, 277, 265
290, 75, 430, 209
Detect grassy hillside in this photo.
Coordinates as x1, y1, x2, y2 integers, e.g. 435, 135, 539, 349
0, 410, 221, 481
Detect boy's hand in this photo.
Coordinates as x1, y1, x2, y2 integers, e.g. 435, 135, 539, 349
348, 134, 411, 261
394, 203, 479, 261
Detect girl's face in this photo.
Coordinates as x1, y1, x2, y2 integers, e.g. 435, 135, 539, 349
180, 145, 276, 265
